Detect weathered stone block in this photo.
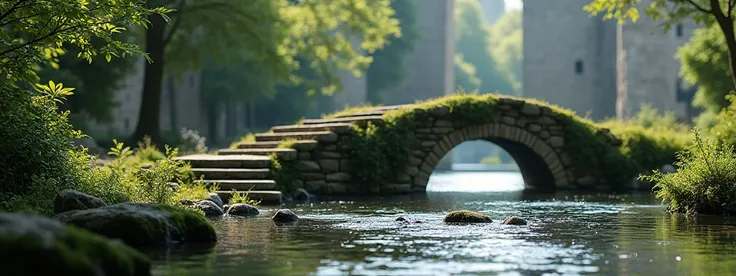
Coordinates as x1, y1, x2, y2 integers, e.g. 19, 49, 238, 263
527, 124, 542, 133
420, 141, 437, 148
296, 161, 320, 172
318, 132, 339, 143
431, 127, 454, 134
520, 103, 541, 115
321, 151, 341, 159
322, 145, 337, 151
537, 116, 556, 125
502, 116, 515, 125
319, 159, 339, 173
434, 120, 452, 127
298, 152, 311, 160
539, 131, 550, 139
576, 176, 596, 187
326, 172, 351, 182
396, 173, 411, 182
408, 157, 422, 166
405, 167, 420, 176
300, 173, 325, 181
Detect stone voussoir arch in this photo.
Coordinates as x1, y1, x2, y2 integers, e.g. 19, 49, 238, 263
411, 123, 571, 191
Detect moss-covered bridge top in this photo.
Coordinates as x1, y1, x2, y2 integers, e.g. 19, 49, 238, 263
197, 93, 688, 196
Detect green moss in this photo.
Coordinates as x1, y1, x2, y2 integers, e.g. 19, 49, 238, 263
322, 103, 383, 119
341, 92, 688, 189
444, 210, 492, 223
270, 155, 299, 193
229, 133, 256, 149
0, 223, 150, 276
158, 204, 217, 243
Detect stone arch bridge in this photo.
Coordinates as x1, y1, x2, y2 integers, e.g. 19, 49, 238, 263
177, 96, 624, 204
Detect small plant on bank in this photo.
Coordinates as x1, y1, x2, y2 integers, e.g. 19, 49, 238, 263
642, 131, 736, 215
229, 133, 256, 149
229, 188, 261, 206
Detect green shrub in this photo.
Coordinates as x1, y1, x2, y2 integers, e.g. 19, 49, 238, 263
228, 188, 261, 206
710, 94, 736, 148
643, 132, 736, 215
0, 83, 215, 216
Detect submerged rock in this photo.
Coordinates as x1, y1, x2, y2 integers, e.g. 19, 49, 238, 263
225, 203, 260, 217
54, 203, 217, 247
502, 216, 527, 225
0, 212, 151, 275
195, 200, 224, 217
395, 217, 407, 222
443, 210, 492, 223
271, 209, 299, 223
53, 189, 106, 215
206, 193, 224, 209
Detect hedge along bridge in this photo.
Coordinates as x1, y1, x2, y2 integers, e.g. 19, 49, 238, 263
176, 94, 642, 204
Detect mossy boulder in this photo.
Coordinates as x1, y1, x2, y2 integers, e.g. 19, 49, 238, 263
54, 203, 217, 247
502, 216, 527, 225
53, 189, 106, 215
271, 209, 299, 223
0, 212, 151, 275
443, 210, 492, 223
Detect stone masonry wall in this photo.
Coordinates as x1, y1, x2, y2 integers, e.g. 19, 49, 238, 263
280, 98, 619, 195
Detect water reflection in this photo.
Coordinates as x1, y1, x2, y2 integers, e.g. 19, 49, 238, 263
149, 172, 736, 276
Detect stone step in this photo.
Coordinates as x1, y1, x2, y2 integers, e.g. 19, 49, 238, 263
175, 154, 271, 169
271, 123, 353, 134
235, 140, 319, 151
195, 179, 277, 190
301, 115, 385, 126
218, 190, 282, 205
190, 168, 271, 180
254, 131, 338, 143
217, 148, 298, 161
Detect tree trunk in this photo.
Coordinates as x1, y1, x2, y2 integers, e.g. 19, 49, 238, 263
130, 12, 166, 145
711, 0, 736, 90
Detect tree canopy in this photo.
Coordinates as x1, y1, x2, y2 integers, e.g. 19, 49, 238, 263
0, 0, 165, 84
677, 23, 733, 113
488, 10, 523, 95
454, 0, 513, 95
366, 0, 419, 104
131, 0, 401, 144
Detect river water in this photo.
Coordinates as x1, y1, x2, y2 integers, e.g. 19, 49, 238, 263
149, 171, 736, 275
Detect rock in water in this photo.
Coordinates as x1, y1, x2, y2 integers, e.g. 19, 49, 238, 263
395, 217, 407, 222
271, 209, 299, 223
53, 189, 106, 215
0, 212, 151, 275
443, 210, 492, 223
502, 216, 527, 225
195, 200, 224, 217
225, 203, 260, 217
54, 203, 217, 247
206, 193, 224, 209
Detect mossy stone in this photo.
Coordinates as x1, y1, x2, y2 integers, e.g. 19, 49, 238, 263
502, 216, 527, 225
0, 212, 151, 276
54, 203, 216, 247
443, 210, 492, 223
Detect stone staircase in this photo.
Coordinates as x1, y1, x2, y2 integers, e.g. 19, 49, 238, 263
174, 105, 407, 205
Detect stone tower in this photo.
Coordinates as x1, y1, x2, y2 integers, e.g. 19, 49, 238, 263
523, 0, 618, 121
616, 2, 697, 120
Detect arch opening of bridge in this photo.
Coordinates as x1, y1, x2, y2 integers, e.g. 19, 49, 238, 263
416, 124, 564, 192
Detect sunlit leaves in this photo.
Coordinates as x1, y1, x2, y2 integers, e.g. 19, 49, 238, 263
0, 0, 171, 84
34, 80, 75, 103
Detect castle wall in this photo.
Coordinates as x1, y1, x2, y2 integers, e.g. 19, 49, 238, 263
523, 0, 617, 120
617, 1, 698, 120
